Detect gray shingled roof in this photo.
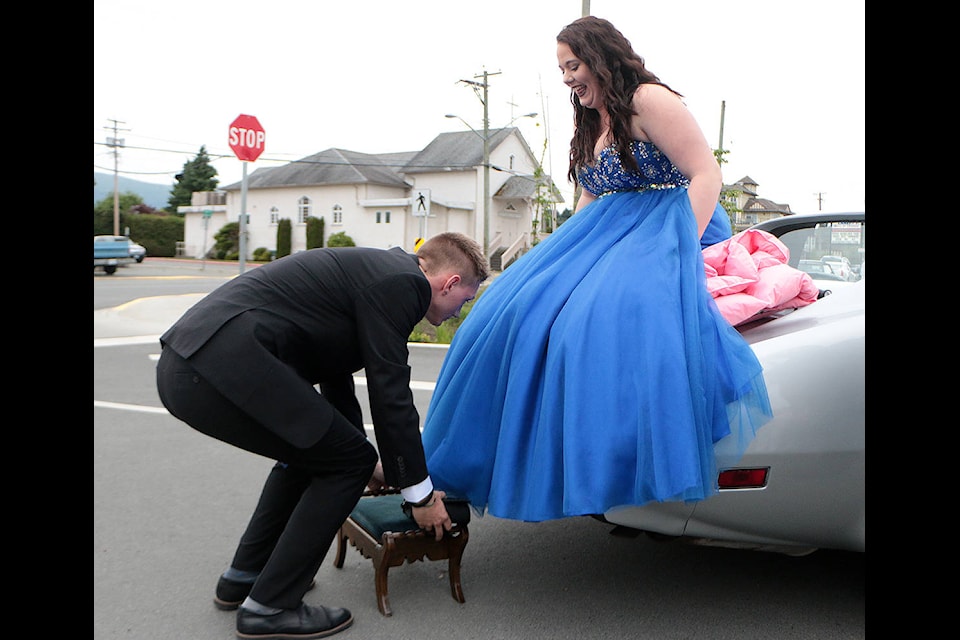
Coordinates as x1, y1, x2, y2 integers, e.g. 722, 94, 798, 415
744, 197, 791, 214
495, 175, 564, 203
218, 127, 563, 202
221, 148, 415, 191
402, 128, 516, 174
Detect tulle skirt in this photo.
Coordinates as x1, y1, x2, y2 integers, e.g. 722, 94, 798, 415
421, 187, 772, 521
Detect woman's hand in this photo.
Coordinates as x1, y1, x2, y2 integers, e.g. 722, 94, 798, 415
366, 461, 387, 493
411, 490, 453, 541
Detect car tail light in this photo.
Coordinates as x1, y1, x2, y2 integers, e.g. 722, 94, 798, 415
717, 467, 768, 489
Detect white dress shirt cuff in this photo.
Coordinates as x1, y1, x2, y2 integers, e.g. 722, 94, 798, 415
401, 477, 434, 504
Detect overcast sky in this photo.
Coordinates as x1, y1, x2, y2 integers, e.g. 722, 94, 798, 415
93, 0, 864, 215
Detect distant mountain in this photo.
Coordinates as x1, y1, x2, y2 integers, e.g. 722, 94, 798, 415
93, 172, 173, 210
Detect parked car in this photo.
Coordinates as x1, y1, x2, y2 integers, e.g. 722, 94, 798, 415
128, 240, 146, 263
797, 259, 846, 282
94, 235, 135, 274
820, 254, 854, 281
601, 212, 865, 556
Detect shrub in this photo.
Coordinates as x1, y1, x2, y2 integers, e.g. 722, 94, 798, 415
276, 219, 292, 258
407, 289, 484, 344
327, 231, 356, 247
408, 327, 436, 343
252, 247, 273, 262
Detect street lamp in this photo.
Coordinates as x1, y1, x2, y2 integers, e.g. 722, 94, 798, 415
445, 109, 537, 261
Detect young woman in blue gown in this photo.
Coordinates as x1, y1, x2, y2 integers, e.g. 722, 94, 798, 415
421, 16, 773, 522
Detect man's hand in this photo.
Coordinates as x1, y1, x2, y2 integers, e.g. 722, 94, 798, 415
366, 461, 387, 493
411, 490, 452, 541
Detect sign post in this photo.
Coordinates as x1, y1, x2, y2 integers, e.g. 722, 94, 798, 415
228, 114, 265, 273
201, 209, 212, 271
414, 189, 431, 248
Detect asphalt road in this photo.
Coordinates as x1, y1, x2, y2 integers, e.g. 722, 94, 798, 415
94, 258, 865, 640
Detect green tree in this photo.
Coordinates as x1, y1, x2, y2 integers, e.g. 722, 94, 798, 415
306, 216, 324, 249
212, 221, 240, 260
529, 137, 556, 246
168, 146, 219, 213
128, 213, 182, 258
276, 218, 292, 258
713, 147, 740, 229
94, 192, 182, 255
94, 192, 145, 235
327, 231, 356, 247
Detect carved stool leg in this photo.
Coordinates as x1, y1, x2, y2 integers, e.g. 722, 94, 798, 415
337, 493, 471, 617
447, 529, 468, 603
373, 555, 392, 617
333, 526, 347, 569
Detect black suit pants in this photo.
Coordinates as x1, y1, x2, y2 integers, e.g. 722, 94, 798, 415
156, 346, 379, 609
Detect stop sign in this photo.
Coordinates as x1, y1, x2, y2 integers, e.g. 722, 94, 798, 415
228, 114, 265, 162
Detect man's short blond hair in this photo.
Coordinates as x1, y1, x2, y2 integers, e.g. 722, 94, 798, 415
417, 232, 489, 286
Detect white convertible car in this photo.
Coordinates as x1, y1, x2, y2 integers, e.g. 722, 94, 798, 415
602, 212, 865, 556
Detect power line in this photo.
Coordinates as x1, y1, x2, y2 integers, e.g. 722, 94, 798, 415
93, 137, 555, 173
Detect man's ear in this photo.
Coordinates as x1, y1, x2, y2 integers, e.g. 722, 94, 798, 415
443, 273, 462, 293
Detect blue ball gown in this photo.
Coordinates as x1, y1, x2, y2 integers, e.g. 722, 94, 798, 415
421, 140, 772, 522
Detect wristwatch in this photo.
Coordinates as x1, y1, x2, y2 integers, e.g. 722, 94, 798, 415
403, 490, 435, 510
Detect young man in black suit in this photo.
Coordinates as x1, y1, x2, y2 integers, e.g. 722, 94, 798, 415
156, 232, 488, 639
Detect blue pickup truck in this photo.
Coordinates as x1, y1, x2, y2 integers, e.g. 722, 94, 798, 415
94, 235, 136, 274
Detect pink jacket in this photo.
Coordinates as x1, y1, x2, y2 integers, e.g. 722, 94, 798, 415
703, 229, 820, 326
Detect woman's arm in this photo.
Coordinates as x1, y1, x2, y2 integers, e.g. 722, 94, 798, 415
575, 187, 596, 213
630, 84, 722, 238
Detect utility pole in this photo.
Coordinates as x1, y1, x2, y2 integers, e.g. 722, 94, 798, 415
718, 100, 726, 154
569, 0, 590, 212
814, 192, 826, 211
105, 119, 128, 236
456, 70, 500, 259
482, 70, 491, 261
450, 71, 534, 263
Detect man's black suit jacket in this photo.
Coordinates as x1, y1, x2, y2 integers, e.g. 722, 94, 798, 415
160, 246, 432, 490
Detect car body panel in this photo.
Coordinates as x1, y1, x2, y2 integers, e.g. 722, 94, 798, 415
602, 212, 865, 555
128, 241, 146, 262
95, 235, 145, 261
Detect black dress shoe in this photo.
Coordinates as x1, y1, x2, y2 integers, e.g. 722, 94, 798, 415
215, 576, 317, 611
236, 603, 353, 639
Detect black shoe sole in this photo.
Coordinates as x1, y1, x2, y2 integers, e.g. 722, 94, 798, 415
235, 614, 353, 639
214, 595, 244, 611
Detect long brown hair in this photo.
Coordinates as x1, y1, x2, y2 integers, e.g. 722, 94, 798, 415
557, 16, 680, 186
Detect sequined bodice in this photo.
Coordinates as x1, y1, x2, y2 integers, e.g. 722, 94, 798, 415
577, 140, 689, 197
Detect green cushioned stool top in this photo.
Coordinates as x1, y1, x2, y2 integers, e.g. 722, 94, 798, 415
350, 495, 419, 539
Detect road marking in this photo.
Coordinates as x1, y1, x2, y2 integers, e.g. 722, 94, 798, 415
94, 373, 434, 415
94, 400, 383, 435
94, 400, 170, 414
95, 335, 163, 347
353, 376, 436, 392
96, 341, 438, 425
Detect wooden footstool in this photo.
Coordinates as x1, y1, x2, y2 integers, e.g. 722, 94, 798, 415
334, 491, 469, 617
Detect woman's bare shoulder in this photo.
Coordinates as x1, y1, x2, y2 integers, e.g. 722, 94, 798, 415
633, 82, 683, 106
630, 83, 684, 140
